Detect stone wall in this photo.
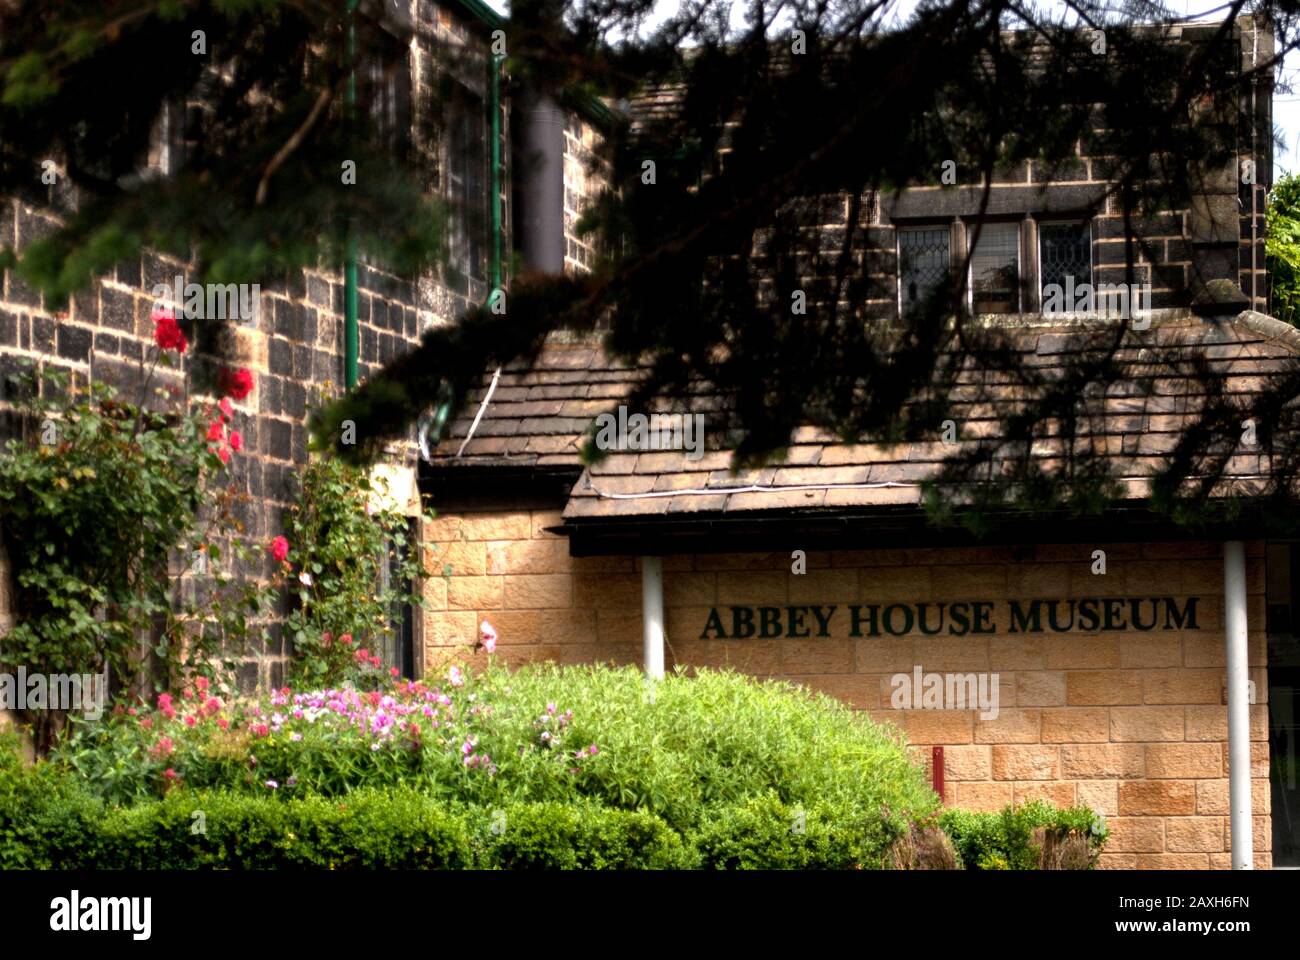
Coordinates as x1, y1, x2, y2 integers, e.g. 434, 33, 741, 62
421, 513, 1272, 868
0, 0, 514, 689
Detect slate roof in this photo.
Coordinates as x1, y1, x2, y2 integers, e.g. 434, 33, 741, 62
425, 311, 1300, 522
426, 333, 645, 466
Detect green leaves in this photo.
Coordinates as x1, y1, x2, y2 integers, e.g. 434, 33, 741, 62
282, 455, 430, 687
1, 52, 58, 108
1268, 172, 1300, 327
0, 367, 275, 752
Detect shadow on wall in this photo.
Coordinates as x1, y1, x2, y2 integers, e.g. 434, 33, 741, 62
0, 535, 35, 764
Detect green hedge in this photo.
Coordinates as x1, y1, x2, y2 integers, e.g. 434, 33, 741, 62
475, 801, 695, 869
1, 735, 1105, 869
689, 793, 899, 869
939, 801, 1108, 870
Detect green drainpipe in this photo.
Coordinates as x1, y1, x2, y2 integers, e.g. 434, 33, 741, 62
489, 52, 503, 292
344, 0, 360, 390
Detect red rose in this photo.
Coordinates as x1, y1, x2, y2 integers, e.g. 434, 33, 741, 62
219, 367, 255, 400
216, 446, 231, 465
269, 535, 289, 563
229, 430, 243, 452
206, 420, 224, 442
219, 397, 234, 419
152, 308, 188, 354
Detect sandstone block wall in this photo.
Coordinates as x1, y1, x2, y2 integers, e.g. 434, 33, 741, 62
423, 513, 1271, 869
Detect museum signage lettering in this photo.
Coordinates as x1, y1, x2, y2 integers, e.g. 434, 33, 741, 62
698, 597, 1201, 639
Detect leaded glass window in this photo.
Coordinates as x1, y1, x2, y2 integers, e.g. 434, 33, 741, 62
1039, 221, 1092, 301
898, 227, 951, 315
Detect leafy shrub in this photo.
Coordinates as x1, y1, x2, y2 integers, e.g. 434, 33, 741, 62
474, 801, 694, 869
0, 358, 276, 752
456, 663, 939, 840
283, 455, 431, 688
1268, 172, 1300, 326
89, 788, 474, 869
54, 663, 938, 850
41, 662, 939, 867
939, 800, 1108, 870
690, 793, 903, 869
0, 732, 104, 868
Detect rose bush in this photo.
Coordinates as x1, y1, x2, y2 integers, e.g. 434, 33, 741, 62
0, 322, 271, 752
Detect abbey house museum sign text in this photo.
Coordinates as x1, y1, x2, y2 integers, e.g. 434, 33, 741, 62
698, 597, 1202, 640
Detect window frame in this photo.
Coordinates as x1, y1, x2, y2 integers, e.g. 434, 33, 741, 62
443, 83, 489, 281
1037, 218, 1095, 316
896, 223, 954, 318
965, 220, 1023, 316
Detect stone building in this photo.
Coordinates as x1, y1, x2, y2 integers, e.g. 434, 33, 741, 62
0, 5, 1293, 871
419, 16, 1296, 870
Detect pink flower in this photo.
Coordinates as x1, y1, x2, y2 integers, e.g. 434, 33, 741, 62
163, 768, 179, 781
390, 667, 400, 677
448, 666, 464, 687
216, 717, 229, 730
158, 695, 177, 720
479, 621, 497, 654
184, 715, 197, 727
206, 420, 224, 442
339, 633, 353, 646
127, 707, 137, 717
195, 676, 209, 693
589, 744, 599, 755
218, 397, 233, 419
203, 697, 222, 716
229, 430, 243, 452
140, 717, 153, 730
269, 536, 289, 563
216, 446, 231, 465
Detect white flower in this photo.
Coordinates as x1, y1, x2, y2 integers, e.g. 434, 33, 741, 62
299, 571, 314, 586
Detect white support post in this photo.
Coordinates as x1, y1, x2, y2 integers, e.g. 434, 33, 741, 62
1223, 540, 1254, 870
641, 556, 665, 680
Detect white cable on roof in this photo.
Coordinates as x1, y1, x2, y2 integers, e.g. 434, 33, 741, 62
455, 366, 502, 458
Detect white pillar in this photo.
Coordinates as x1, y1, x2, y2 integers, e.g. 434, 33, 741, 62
1223, 540, 1253, 870
641, 556, 665, 680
